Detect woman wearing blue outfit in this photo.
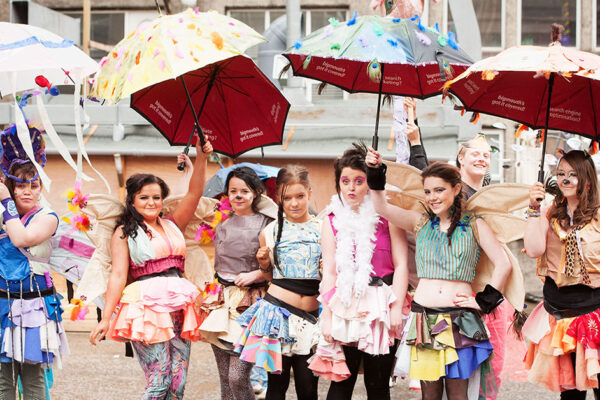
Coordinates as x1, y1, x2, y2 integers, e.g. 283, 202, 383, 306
0, 124, 68, 400
234, 165, 321, 400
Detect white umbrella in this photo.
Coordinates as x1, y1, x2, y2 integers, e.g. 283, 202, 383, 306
0, 22, 106, 190
0, 22, 98, 95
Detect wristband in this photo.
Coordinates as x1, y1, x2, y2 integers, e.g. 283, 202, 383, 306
366, 163, 387, 190
475, 284, 504, 314
1, 198, 18, 222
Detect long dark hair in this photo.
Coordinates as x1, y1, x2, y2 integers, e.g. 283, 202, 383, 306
421, 162, 464, 246
548, 150, 600, 229
225, 166, 265, 213
273, 165, 311, 269
117, 174, 170, 239
5, 162, 39, 198
334, 143, 367, 203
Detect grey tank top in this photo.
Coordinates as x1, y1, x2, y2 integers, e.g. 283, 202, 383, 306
214, 213, 272, 276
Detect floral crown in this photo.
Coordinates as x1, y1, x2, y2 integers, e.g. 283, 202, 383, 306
0, 123, 46, 182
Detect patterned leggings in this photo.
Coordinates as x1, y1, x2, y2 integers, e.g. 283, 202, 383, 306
211, 345, 255, 400
131, 311, 191, 400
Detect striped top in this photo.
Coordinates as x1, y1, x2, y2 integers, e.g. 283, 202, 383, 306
415, 213, 481, 283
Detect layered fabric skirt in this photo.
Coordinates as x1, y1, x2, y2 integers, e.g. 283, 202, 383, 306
109, 274, 201, 344
308, 283, 398, 381
523, 301, 600, 392
394, 302, 495, 397
198, 282, 266, 349
0, 274, 69, 368
233, 293, 319, 373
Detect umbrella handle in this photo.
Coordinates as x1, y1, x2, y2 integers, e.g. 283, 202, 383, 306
177, 146, 190, 171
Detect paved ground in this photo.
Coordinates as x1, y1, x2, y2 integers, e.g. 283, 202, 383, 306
47, 332, 557, 400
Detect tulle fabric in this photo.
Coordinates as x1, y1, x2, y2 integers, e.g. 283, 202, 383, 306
233, 298, 319, 373
523, 302, 600, 392
109, 276, 201, 344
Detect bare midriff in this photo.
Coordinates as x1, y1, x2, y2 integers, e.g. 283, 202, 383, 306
267, 284, 319, 312
413, 278, 474, 308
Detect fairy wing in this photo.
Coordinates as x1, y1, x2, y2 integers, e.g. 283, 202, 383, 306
74, 194, 124, 305
465, 183, 530, 312
161, 195, 219, 290
383, 161, 426, 212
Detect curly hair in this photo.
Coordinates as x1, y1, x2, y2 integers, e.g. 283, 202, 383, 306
421, 162, 464, 246
548, 150, 600, 229
117, 174, 170, 239
224, 166, 265, 213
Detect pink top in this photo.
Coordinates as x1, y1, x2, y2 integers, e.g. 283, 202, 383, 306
329, 213, 395, 278
128, 217, 186, 280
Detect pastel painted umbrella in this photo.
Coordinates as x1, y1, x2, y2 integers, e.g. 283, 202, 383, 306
443, 25, 600, 182
89, 9, 268, 163
203, 162, 281, 199
0, 22, 99, 95
282, 13, 473, 149
130, 54, 290, 158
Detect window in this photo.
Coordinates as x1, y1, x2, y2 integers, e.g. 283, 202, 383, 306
446, 0, 504, 51
520, 0, 578, 47
66, 12, 126, 59
227, 9, 285, 61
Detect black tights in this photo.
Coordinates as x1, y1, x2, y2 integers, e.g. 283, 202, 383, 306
326, 345, 396, 400
420, 378, 469, 400
265, 353, 318, 400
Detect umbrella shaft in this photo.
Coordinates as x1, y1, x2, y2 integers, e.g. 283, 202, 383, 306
372, 63, 385, 151
538, 73, 555, 183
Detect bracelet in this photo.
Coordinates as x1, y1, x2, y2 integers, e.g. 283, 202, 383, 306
258, 263, 273, 273
1, 198, 18, 222
366, 163, 387, 190
527, 203, 541, 218
475, 284, 504, 314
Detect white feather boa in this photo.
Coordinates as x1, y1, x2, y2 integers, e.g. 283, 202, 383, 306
327, 194, 380, 307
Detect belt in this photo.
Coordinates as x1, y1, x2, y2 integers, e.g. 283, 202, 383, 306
215, 273, 268, 289
263, 293, 319, 324
369, 273, 394, 287
0, 287, 55, 300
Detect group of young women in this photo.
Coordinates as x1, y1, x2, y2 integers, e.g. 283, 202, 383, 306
1, 118, 599, 400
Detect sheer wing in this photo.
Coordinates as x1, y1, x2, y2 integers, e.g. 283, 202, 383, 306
383, 161, 426, 212
74, 194, 124, 305
466, 183, 530, 312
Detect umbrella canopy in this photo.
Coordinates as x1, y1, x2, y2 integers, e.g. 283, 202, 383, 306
444, 30, 600, 179
90, 8, 265, 104
130, 55, 290, 158
0, 22, 99, 95
203, 162, 280, 199
283, 14, 473, 98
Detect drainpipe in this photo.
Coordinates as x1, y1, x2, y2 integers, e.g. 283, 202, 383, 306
284, 0, 309, 104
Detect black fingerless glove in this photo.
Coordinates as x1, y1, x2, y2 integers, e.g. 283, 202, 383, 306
475, 284, 504, 314
366, 163, 387, 190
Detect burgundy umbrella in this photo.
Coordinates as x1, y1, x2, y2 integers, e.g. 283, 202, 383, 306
131, 55, 290, 159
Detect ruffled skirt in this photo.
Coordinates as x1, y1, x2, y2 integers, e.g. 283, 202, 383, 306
108, 276, 201, 344
233, 294, 319, 373
523, 301, 600, 392
198, 284, 266, 349
395, 302, 494, 392
0, 274, 69, 368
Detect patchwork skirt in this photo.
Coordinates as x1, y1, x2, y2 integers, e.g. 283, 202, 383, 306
394, 302, 495, 396
523, 301, 600, 392
234, 293, 319, 373
109, 274, 201, 344
0, 274, 69, 368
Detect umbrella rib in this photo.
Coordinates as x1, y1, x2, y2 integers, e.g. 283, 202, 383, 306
588, 78, 599, 139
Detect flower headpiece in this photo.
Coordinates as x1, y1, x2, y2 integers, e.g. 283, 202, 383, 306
0, 123, 46, 182
195, 196, 232, 243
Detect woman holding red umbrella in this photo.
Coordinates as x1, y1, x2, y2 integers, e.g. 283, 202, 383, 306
524, 150, 600, 399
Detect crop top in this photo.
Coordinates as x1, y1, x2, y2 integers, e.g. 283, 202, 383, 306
268, 218, 322, 280
214, 213, 272, 278
128, 217, 186, 280
415, 213, 481, 283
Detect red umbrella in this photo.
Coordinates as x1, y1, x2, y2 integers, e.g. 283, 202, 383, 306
131, 55, 290, 159
444, 25, 600, 181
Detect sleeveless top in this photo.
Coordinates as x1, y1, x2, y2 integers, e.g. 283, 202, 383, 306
537, 214, 600, 289
128, 217, 186, 280
415, 213, 481, 283
329, 214, 395, 278
214, 213, 272, 278
0, 206, 58, 280
266, 218, 321, 280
